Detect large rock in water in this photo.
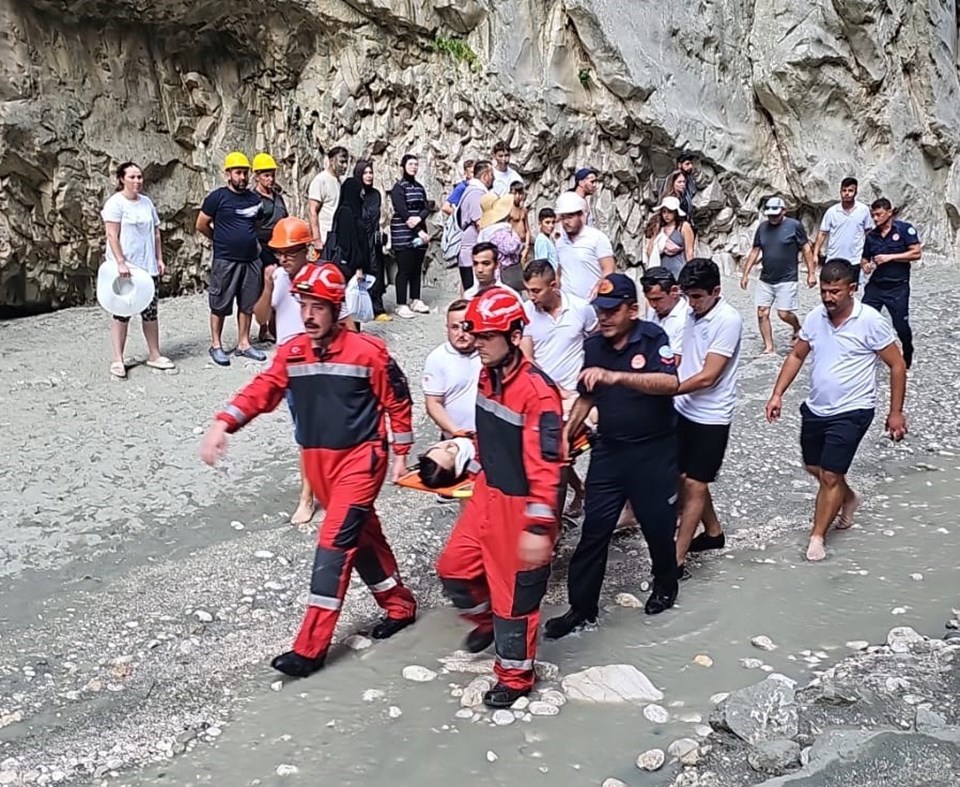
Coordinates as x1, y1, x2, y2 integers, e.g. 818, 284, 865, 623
2, 0, 959, 310
561, 664, 664, 704
710, 675, 799, 744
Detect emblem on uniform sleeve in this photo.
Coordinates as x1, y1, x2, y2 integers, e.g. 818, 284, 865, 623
630, 354, 646, 370
658, 345, 676, 366
908, 227, 917, 236
892, 234, 900, 241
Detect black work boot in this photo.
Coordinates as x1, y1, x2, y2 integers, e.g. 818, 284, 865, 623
644, 581, 678, 615
544, 608, 597, 640
464, 626, 495, 654
688, 531, 726, 553
271, 650, 326, 677
371, 615, 416, 640
483, 682, 530, 709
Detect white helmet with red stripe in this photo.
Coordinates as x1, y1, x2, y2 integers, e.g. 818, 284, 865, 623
462, 287, 528, 333
291, 263, 346, 306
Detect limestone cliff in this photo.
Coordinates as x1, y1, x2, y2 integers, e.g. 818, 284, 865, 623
1, 0, 958, 311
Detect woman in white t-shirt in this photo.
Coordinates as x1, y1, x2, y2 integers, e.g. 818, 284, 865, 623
101, 162, 174, 378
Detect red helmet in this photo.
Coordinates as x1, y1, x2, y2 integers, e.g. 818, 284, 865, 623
291, 263, 346, 306
462, 287, 528, 333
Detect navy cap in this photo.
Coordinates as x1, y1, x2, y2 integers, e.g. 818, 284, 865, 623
574, 167, 598, 183
592, 273, 637, 309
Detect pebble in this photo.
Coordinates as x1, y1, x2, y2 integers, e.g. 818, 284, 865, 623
643, 704, 669, 723
253, 550, 275, 560
538, 689, 566, 707
454, 708, 474, 720
275, 764, 298, 776
387, 706, 402, 719
229, 520, 244, 531
635, 748, 665, 771
528, 701, 560, 717
486, 750, 498, 763
602, 780, 628, 787
344, 635, 372, 651
845, 640, 869, 650
362, 689, 385, 702
401, 665, 437, 682
511, 696, 529, 711
709, 692, 729, 705
205, 726, 222, 738
614, 592, 642, 608
740, 658, 764, 669
751, 635, 778, 651
270, 681, 283, 692
491, 710, 514, 726
193, 610, 213, 623
693, 654, 714, 667
910, 572, 923, 581
694, 724, 713, 737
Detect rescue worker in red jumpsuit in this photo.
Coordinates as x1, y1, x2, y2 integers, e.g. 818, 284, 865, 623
436, 287, 565, 708
200, 263, 418, 677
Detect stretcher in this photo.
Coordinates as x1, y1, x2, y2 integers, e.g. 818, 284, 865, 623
396, 470, 474, 498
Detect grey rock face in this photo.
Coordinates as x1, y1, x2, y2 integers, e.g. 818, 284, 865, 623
747, 739, 801, 774
2, 0, 959, 310
710, 676, 799, 744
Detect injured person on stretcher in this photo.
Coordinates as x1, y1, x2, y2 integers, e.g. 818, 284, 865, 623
417, 437, 476, 489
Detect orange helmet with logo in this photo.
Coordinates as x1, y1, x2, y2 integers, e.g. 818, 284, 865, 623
291, 263, 346, 306
462, 287, 528, 333
269, 217, 315, 250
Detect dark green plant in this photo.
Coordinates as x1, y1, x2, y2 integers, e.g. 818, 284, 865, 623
432, 34, 480, 69
578, 68, 592, 87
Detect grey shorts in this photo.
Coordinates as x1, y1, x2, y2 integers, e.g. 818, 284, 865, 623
209, 258, 263, 316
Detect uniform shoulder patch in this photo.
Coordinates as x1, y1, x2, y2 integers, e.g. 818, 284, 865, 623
658, 344, 676, 366
907, 226, 917, 236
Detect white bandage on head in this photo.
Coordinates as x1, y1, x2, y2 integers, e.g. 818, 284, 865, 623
452, 437, 476, 478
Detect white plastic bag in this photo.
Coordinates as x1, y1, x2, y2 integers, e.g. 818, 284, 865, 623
345, 274, 376, 323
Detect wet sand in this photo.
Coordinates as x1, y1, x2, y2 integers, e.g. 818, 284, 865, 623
0, 266, 956, 785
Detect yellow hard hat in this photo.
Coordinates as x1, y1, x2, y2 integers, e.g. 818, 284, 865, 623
224, 151, 251, 170
252, 152, 278, 172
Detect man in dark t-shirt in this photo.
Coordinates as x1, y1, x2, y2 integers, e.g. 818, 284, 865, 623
739, 197, 817, 354
196, 152, 267, 366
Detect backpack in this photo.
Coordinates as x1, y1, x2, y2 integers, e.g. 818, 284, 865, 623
440, 186, 482, 267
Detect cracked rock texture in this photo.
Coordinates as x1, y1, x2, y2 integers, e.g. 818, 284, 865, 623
2, 0, 959, 310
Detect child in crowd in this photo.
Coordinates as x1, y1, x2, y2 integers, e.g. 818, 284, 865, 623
534, 207, 559, 270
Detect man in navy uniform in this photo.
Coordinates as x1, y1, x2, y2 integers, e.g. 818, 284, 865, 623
860, 198, 922, 369
545, 273, 681, 639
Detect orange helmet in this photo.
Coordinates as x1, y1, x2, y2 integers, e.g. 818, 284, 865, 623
291, 263, 346, 306
269, 217, 315, 250
462, 287, 528, 333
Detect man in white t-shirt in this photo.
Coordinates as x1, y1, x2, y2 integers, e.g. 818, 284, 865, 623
765, 260, 907, 562
813, 177, 873, 264
521, 260, 598, 517
463, 242, 521, 300
554, 192, 616, 301
306, 146, 348, 250
422, 299, 482, 438
673, 259, 743, 575
491, 140, 522, 196
640, 267, 687, 363
251, 217, 317, 526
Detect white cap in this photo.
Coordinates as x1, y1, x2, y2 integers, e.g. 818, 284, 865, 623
764, 196, 787, 215
96, 261, 155, 317
555, 191, 587, 216
654, 195, 686, 216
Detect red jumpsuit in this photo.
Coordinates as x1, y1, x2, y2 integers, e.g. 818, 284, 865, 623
436, 357, 564, 690
216, 330, 417, 658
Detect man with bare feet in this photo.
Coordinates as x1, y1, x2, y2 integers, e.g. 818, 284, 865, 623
674, 259, 742, 578
740, 197, 817, 354
765, 259, 907, 561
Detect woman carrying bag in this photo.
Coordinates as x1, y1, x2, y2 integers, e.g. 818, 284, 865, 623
389, 154, 431, 319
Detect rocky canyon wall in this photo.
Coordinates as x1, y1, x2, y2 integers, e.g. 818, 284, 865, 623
1, 0, 958, 311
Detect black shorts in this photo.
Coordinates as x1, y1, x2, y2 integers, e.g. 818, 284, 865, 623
209, 258, 263, 316
800, 403, 874, 474
676, 413, 731, 483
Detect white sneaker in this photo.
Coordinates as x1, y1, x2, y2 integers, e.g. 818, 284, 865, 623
410, 299, 430, 314
395, 305, 415, 319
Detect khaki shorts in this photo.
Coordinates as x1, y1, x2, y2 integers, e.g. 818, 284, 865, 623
755, 280, 799, 311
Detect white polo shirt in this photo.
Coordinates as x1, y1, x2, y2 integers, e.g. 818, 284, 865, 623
819, 201, 873, 262
421, 341, 482, 433
492, 166, 522, 196
271, 267, 306, 345
556, 226, 614, 301
523, 293, 598, 390
675, 298, 742, 425
645, 297, 688, 357
800, 300, 895, 417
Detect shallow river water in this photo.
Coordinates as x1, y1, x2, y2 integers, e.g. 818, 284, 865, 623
126, 451, 960, 787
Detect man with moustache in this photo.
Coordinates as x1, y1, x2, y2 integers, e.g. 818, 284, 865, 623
545, 273, 680, 639
436, 287, 564, 708
201, 263, 418, 677
422, 299, 482, 439
196, 152, 268, 366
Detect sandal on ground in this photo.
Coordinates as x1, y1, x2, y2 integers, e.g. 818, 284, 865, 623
109, 362, 127, 379
146, 356, 176, 370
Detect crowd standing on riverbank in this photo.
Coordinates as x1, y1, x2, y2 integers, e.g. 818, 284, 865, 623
99, 139, 920, 707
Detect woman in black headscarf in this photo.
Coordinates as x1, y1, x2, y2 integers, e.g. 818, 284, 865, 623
328, 177, 369, 283
353, 160, 388, 320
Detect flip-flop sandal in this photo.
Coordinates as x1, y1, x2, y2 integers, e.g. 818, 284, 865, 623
146, 356, 175, 370
109, 362, 127, 379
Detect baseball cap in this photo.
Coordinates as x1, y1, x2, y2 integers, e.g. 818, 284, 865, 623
677, 151, 696, 163
555, 191, 587, 215
592, 273, 637, 309
574, 167, 598, 183
764, 196, 787, 215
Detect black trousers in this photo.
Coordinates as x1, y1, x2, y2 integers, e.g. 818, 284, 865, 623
567, 437, 678, 617
395, 247, 426, 305
862, 280, 912, 365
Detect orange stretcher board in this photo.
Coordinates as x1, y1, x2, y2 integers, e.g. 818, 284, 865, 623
396, 470, 474, 498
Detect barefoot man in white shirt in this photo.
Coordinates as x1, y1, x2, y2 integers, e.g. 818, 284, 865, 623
765, 259, 907, 562
252, 217, 317, 525
521, 259, 598, 517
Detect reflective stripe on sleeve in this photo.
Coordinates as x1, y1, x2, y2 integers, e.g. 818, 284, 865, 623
477, 395, 525, 426
393, 432, 414, 445
525, 503, 555, 520
223, 404, 247, 426
368, 575, 398, 593
287, 362, 372, 378
307, 594, 343, 611
496, 656, 534, 671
